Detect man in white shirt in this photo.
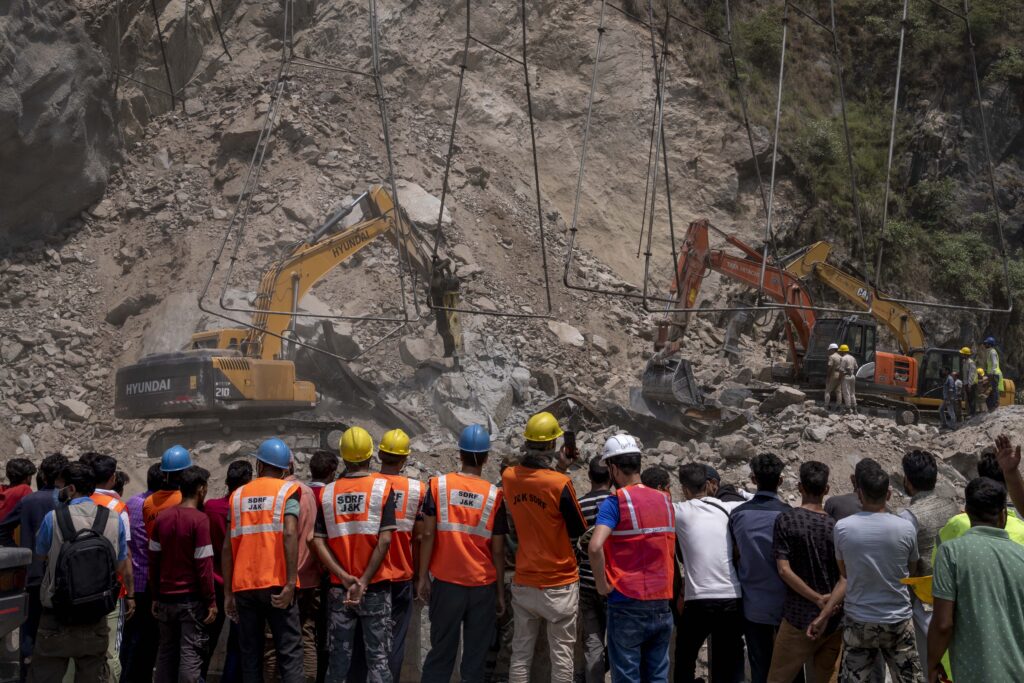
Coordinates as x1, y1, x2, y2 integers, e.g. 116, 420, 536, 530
813, 458, 923, 682
673, 462, 744, 683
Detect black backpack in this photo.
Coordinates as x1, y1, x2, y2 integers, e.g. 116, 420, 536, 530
51, 504, 120, 624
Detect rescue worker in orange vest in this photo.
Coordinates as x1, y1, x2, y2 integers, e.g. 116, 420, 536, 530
83, 452, 135, 681
419, 424, 508, 682
346, 429, 424, 683
588, 434, 675, 682
503, 412, 588, 683
311, 426, 398, 683
221, 438, 304, 683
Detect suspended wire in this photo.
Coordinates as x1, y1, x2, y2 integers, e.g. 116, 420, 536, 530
195, 0, 423, 362
426, 0, 556, 319
872, 0, 1013, 312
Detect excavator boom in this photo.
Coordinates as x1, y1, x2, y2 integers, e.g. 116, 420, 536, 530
245, 186, 454, 359
784, 241, 926, 353
672, 219, 816, 354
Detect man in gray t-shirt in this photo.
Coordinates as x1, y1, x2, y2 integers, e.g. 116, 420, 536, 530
815, 459, 923, 683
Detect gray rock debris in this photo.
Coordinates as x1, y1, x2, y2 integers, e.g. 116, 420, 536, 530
1, 0, 117, 245
758, 386, 807, 415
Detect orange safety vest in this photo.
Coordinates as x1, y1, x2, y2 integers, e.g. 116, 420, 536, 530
229, 477, 300, 592
429, 473, 501, 587
91, 492, 129, 597
605, 485, 675, 600
321, 476, 392, 586
375, 474, 422, 583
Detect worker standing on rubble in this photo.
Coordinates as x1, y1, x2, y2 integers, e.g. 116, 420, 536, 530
222, 438, 304, 683
837, 344, 858, 414
419, 424, 507, 682
588, 434, 675, 682
351, 428, 423, 682
825, 343, 842, 410
503, 412, 588, 683
940, 368, 958, 431
982, 337, 1003, 412
961, 348, 978, 418
311, 426, 397, 682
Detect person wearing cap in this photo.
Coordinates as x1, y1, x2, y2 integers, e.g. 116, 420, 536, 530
825, 342, 842, 410
575, 458, 614, 683
222, 438, 304, 683
502, 411, 588, 683
960, 347, 978, 418
311, 426, 398, 681
420, 424, 508, 682
982, 336, 1003, 411
976, 367, 989, 414
346, 429, 423, 682
143, 445, 192, 538
838, 344, 859, 414
588, 434, 675, 682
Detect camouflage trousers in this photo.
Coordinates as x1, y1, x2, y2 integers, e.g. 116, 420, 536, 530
839, 618, 924, 683
326, 586, 392, 683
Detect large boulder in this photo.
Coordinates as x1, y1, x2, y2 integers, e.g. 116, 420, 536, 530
0, 0, 117, 245
758, 386, 807, 415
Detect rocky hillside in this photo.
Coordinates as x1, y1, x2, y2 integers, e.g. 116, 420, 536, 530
1, 0, 1021, 496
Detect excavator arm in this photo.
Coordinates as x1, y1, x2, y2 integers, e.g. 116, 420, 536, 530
784, 242, 926, 354
242, 186, 458, 360
670, 219, 816, 355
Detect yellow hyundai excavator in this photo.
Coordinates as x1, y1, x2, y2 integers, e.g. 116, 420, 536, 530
784, 241, 1014, 408
114, 186, 461, 455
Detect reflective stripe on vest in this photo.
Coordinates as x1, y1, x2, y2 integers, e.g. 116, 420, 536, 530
611, 488, 675, 537
605, 486, 675, 600
437, 474, 497, 538
322, 476, 391, 584
91, 493, 127, 516
397, 480, 422, 533
229, 478, 299, 591
230, 483, 293, 538
322, 477, 388, 538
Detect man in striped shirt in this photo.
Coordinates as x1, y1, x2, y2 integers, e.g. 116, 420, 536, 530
150, 466, 217, 683
575, 457, 613, 683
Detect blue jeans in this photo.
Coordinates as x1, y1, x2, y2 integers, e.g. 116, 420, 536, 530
606, 599, 673, 683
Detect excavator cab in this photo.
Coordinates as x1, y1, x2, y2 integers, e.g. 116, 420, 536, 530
803, 317, 875, 386
803, 316, 917, 396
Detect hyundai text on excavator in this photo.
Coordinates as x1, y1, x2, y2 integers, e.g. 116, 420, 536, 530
644, 219, 922, 417
114, 186, 461, 456
784, 241, 1015, 408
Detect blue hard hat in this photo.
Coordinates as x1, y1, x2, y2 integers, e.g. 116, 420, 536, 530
984, 336, 997, 346
256, 438, 292, 469
161, 445, 193, 472
458, 424, 491, 454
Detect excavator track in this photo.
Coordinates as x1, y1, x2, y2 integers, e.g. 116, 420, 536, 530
145, 418, 350, 459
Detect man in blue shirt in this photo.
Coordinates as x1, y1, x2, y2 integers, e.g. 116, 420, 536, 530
728, 453, 791, 683
589, 434, 675, 683
29, 462, 132, 682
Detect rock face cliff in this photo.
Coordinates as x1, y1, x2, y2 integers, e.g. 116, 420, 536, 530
0, 0, 118, 245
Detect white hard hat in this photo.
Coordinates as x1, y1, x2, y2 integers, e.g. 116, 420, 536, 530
828, 343, 839, 351
601, 434, 641, 461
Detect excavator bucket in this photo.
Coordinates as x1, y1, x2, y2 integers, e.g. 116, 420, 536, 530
641, 357, 705, 408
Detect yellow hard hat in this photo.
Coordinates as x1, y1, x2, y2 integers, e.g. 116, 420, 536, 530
838, 344, 850, 353
900, 576, 933, 604
379, 428, 411, 457
960, 347, 972, 356
524, 411, 564, 443
340, 426, 374, 463
978, 368, 986, 376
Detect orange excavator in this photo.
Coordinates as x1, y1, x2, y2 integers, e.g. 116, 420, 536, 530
664, 219, 815, 373
644, 219, 920, 416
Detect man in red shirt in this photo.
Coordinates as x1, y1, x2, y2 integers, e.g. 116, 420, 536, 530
309, 449, 339, 505
201, 460, 252, 683
150, 466, 217, 683
0, 458, 36, 524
